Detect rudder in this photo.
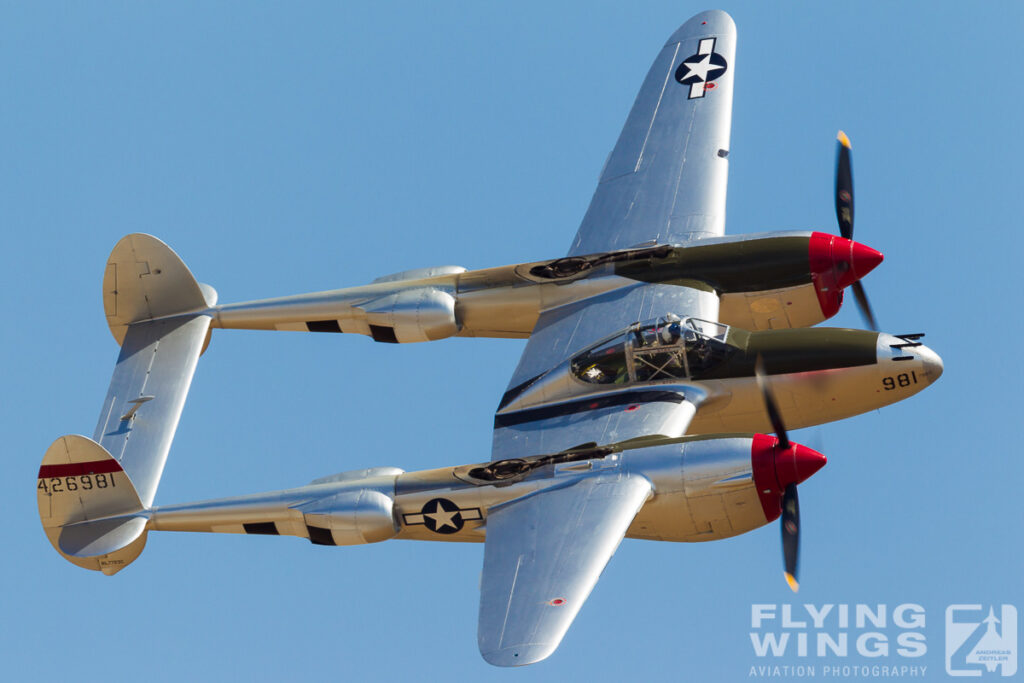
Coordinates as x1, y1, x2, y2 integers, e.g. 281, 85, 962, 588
103, 233, 217, 345
37, 435, 147, 575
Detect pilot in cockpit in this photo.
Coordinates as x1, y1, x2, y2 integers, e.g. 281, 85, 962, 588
660, 320, 683, 345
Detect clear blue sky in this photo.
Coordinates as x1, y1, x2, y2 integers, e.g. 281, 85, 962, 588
3, 2, 1021, 681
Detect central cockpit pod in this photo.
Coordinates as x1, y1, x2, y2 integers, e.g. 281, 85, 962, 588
571, 316, 733, 385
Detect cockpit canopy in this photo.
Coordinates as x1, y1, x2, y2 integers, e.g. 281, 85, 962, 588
570, 316, 733, 385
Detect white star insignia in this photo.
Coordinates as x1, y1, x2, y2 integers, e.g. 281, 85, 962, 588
681, 53, 716, 83
425, 500, 459, 530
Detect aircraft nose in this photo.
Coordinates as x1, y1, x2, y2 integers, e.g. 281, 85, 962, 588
916, 345, 944, 383
877, 334, 944, 386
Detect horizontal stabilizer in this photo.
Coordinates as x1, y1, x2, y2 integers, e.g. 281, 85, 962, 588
94, 315, 210, 508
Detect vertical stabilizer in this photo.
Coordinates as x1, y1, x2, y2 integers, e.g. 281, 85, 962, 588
37, 435, 147, 575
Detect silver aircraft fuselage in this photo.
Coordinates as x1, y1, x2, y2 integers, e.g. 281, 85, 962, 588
489, 322, 943, 458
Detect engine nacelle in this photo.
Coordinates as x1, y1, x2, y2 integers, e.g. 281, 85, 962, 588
626, 434, 825, 542
360, 287, 460, 343
297, 489, 399, 546
717, 232, 883, 330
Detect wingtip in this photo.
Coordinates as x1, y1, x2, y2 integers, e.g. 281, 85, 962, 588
784, 572, 800, 593
667, 10, 736, 45
837, 130, 851, 149
481, 643, 558, 668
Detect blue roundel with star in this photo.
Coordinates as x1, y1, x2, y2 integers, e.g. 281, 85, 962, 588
674, 37, 728, 99
401, 497, 483, 534
421, 497, 464, 534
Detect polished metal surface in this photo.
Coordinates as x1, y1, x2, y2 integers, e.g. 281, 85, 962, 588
478, 471, 652, 666
103, 233, 216, 344
491, 386, 704, 461
568, 11, 736, 254
94, 315, 210, 508
359, 287, 459, 342
149, 473, 400, 540
37, 435, 148, 575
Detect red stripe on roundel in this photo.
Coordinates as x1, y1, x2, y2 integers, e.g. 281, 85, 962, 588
38, 459, 123, 479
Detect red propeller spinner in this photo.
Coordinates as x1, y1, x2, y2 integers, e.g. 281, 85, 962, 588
808, 232, 883, 320
750, 433, 827, 523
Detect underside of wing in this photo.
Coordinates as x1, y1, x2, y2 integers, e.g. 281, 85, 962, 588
478, 471, 652, 666
569, 10, 736, 255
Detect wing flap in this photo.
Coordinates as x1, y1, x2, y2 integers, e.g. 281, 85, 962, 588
478, 471, 652, 666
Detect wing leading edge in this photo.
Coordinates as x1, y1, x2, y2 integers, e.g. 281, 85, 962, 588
478, 471, 652, 666
568, 10, 736, 255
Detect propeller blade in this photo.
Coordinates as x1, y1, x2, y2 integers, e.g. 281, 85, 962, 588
754, 355, 790, 450
851, 280, 878, 331
835, 131, 854, 240
781, 483, 801, 592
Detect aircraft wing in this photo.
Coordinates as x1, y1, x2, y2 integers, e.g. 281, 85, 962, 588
478, 470, 652, 666
568, 10, 736, 255
492, 11, 736, 458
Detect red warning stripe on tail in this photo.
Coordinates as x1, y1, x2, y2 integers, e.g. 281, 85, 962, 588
38, 459, 123, 479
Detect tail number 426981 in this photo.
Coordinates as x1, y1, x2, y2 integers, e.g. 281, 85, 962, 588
38, 473, 117, 495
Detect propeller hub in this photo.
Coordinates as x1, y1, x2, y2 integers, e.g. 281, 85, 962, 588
808, 232, 884, 318
847, 240, 884, 283
750, 433, 827, 522
776, 441, 828, 487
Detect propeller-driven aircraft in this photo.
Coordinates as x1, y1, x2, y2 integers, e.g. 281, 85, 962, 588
37, 10, 942, 667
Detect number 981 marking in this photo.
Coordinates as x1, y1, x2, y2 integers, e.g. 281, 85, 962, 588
882, 371, 919, 391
